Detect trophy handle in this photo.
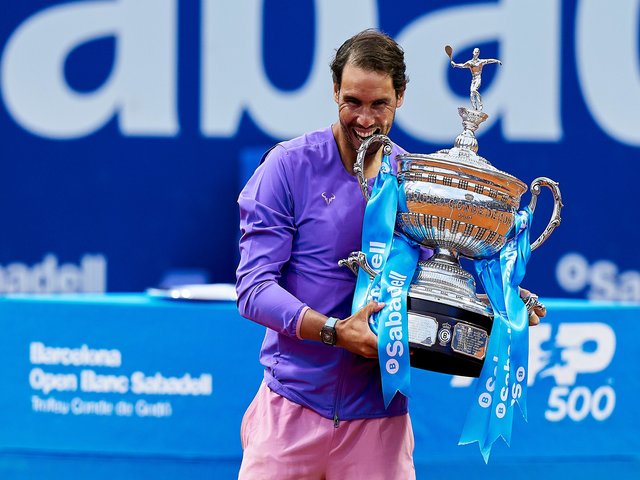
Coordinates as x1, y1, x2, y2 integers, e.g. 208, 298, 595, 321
338, 251, 377, 279
354, 134, 394, 201
526, 177, 563, 251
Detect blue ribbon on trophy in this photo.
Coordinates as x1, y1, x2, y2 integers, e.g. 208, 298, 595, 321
351, 157, 396, 312
459, 207, 533, 462
351, 149, 419, 407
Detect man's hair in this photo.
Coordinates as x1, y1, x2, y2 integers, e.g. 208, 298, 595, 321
330, 29, 408, 97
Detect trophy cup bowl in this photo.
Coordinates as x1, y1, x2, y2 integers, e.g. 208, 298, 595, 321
345, 106, 563, 377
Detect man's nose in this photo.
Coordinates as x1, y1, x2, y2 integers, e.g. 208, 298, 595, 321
357, 107, 375, 128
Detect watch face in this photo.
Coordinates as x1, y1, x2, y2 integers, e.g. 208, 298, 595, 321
321, 327, 336, 346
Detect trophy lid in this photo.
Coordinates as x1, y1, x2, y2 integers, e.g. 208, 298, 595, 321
397, 45, 527, 198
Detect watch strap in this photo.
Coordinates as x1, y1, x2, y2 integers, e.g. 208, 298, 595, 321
324, 317, 338, 329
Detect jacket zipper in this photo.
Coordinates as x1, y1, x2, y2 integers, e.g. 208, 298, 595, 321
332, 349, 347, 428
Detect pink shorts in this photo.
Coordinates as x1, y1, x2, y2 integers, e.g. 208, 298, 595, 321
238, 382, 415, 479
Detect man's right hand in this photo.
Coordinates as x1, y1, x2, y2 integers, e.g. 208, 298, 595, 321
335, 301, 384, 359
299, 301, 384, 359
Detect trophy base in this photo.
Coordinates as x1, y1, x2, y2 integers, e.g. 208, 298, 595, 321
407, 295, 492, 377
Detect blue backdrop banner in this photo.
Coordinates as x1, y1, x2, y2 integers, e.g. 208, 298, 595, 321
0, 0, 638, 301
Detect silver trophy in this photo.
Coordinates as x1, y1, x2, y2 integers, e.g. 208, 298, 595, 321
341, 45, 563, 377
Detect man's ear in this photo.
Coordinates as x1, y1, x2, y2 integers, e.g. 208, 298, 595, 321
396, 90, 405, 108
333, 83, 340, 103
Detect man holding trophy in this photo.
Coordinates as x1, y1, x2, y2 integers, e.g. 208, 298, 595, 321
236, 29, 556, 478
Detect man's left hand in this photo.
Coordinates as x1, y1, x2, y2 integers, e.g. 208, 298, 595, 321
477, 288, 547, 326
519, 287, 546, 326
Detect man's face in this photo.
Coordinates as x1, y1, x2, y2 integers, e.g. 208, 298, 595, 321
333, 63, 404, 164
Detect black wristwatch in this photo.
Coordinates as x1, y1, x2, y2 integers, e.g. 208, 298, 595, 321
320, 317, 339, 346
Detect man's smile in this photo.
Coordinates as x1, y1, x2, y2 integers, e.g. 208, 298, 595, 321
354, 127, 381, 143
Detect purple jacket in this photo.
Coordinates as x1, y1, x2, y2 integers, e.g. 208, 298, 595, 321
236, 126, 408, 422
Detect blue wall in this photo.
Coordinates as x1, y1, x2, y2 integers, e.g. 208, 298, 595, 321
1, 0, 638, 301
0, 295, 637, 478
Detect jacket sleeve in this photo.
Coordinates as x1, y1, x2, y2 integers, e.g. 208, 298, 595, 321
235, 147, 306, 337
